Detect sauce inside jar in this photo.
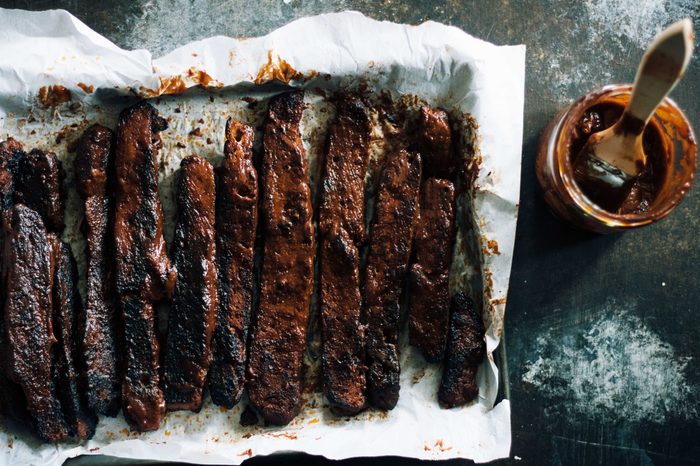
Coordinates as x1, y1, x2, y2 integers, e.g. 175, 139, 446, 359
569, 103, 668, 214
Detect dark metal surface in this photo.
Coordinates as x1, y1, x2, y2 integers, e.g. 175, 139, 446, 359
3, 1, 699, 465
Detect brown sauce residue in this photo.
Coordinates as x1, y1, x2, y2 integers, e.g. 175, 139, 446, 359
139, 68, 222, 98
38, 85, 71, 107
482, 238, 500, 255
254, 50, 303, 85
77, 82, 94, 94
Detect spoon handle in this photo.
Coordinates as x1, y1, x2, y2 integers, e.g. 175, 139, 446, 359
624, 19, 694, 131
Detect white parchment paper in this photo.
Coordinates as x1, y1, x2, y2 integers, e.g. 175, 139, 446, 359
0, 8, 524, 465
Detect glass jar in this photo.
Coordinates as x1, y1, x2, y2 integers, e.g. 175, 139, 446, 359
536, 84, 697, 233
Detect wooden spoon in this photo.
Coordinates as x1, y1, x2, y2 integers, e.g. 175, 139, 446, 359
573, 19, 694, 212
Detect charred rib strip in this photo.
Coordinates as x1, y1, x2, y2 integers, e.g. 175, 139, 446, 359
75, 124, 121, 416
208, 120, 258, 408
164, 155, 218, 412
248, 91, 314, 425
49, 236, 97, 439
438, 292, 485, 408
318, 96, 371, 415
2, 205, 70, 442
114, 101, 175, 431
364, 149, 422, 410
13, 149, 65, 232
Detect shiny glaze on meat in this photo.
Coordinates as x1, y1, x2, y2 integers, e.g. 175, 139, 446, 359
247, 91, 315, 425
114, 101, 175, 431
318, 96, 371, 415
208, 119, 258, 408
164, 156, 218, 412
74, 124, 121, 416
364, 149, 422, 410
13, 149, 65, 232
438, 292, 485, 408
415, 106, 454, 179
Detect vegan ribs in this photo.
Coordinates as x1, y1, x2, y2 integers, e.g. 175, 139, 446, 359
75, 124, 121, 417
163, 155, 218, 412
318, 96, 372, 415
114, 101, 176, 432
247, 91, 315, 425
364, 148, 422, 410
208, 119, 258, 409
13, 148, 65, 232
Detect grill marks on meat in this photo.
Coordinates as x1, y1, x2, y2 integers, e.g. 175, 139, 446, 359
438, 292, 485, 408
13, 149, 65, 232
49, 236, 97, 440
114, 101, 175, 431
164, 156, 217, 412
248, 91, 315, 425
364, 149, 422, 410
318, 97, 371, 415
2, 205, 70, 442
408, 107, 456, 363
208, 119, 258, 408
75, 124, 121, 416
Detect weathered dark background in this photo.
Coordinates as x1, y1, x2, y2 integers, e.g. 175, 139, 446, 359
3, 1, 699, 465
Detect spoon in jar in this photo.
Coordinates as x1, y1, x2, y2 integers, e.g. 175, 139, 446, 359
573, 19, 694, 212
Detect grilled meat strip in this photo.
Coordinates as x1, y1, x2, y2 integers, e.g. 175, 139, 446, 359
208, 119, 258, 408
0, 138, 28, 424
408, 178, 455, 362
114, 101, 176, 432
49, 236, 97, 439
248, 91, 315, 425
13, 149, 65, 232
415, 106, 454, 180
438, 292, 485, 408
74, 124, 121, 416
164, 156, 217, 412
318, 96, 372, 415
2, 205, 70, 442
364, 149, 422, 410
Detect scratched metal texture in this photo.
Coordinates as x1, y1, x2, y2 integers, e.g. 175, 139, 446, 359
2, 1, 699, 465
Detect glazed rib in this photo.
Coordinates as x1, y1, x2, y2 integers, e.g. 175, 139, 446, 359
248, 91, 315, 425
13, 148, 65, 232
2, 205, 70, 442
164, 155, 218, 412
49, 236, 97, 439
114, 101, 176, 432
208, 119, 258, 408
438, 292, 485, 408
318, 96, 372, 415
408, 178, 455, 362
364, 148, 422, 410
74, 124, 121, 416
415, 106, 454, 179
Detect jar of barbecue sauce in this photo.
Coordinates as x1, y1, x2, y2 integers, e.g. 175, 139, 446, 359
536, 84, 697, 233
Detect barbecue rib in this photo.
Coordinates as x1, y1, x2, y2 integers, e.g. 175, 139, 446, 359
248, 91, 315, 425
2, 205, 70, 442
208, 119, 258, 409
415, 106, 454, 179
13, 149, 65, 232
49, 236, 97, 440
318, 96, 372, 415
164, 155, 217, 412
114, 101, 176, 431
74, 124, 121, 416
364, 148, 422, 410
438, 292, 485, 408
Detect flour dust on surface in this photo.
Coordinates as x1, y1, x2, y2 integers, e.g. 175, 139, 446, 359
522, 301, 697, 424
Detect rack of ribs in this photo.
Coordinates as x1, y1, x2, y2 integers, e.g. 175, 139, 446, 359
13, 149, 65, 232
2, 205, 70, 442
247, 91, 314, 425
208, 119, 258, 409
114, 101, 176, 431
318, 96, 372, 415
74, 124, 121, 416
438, 292, 485, 408
364, 148, 422, 410
163, 155, 217, 412
408, 106, 456, 362
49, 236, 97, 439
